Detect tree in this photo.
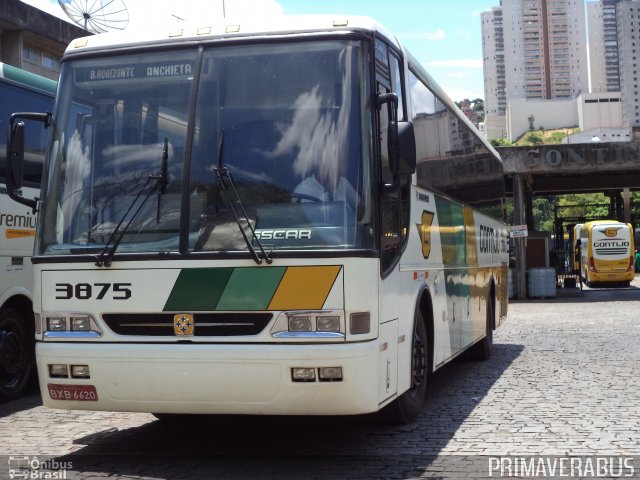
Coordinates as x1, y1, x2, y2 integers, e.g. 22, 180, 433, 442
471, 98, 484, 112
490, 138, 512, 147
525, 132, 543, 145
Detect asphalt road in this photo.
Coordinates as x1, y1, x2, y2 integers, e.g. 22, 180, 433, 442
1, 276, 639, 479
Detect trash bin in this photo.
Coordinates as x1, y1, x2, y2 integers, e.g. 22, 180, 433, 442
527, 268, 556, 298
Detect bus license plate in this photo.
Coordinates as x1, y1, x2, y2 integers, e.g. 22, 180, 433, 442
47, 384, 98, 401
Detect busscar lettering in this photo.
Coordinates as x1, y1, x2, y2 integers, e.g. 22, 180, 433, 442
255, 229, 312, 240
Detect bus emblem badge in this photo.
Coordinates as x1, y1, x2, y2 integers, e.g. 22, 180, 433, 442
174, 314, 194, 336
604, 227, 621, 237
416, 210, 435, 259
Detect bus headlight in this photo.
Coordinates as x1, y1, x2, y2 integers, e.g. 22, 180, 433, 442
288, 315, 312, 332
316, 315, 340, 332
70, 316, 92, 332
47, 317, 67, 332
271, 311, 346, 339
43, 313, 102, 337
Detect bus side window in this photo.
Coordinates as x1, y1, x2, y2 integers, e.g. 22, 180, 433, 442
377, 40, 409, 276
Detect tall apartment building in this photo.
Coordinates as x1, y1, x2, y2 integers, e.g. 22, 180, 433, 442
482, 0, 589, 139
616, 0, 640, 127
588, 0, 640, 127
481, 7, 507, 139
587, 0, 622, 93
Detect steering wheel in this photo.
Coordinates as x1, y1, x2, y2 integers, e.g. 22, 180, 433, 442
290, 192, 323, 203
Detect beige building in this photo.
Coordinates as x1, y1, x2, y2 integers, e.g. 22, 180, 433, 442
482, 0, 589, 140
578, 92, 624, 131
0, 0, 86, 80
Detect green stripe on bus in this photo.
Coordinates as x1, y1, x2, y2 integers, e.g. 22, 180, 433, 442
0, 63, 57, 94
435, 195, 466, 266
216, 267, 286, 311
163, 268, 234, 311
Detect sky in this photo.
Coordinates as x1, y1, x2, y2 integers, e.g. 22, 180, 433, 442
23, 0, 499, 101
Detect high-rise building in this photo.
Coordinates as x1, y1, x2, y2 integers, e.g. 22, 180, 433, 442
481, 7, 507, 139
588, 0, 640, 128
587, 0, 622, 94
616, 0, 640, 127
482, 0, 589, 139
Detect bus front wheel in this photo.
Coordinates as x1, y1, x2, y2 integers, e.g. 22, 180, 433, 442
0, 308, 34, 401
382, 312, 428, 424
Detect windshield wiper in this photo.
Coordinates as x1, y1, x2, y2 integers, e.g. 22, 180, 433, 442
95, 139, 169, 267
214, 130, 272, 265
156, 137, 169, 222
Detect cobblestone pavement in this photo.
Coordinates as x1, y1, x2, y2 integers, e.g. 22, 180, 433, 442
1, 276, 639, 479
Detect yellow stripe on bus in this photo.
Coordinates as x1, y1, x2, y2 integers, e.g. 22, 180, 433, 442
5, 229, 36, 239
268, 265, 341, 310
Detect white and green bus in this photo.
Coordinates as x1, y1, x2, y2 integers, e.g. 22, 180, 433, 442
7, 16, 508, 422
0, 63, 56, 400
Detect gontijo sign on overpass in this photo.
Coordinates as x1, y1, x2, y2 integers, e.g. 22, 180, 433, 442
500, 142, 640, 174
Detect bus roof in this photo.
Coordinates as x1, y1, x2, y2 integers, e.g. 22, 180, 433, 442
0, 62, 57, 95
583, 220, 629, 226
64, 15, 400, 56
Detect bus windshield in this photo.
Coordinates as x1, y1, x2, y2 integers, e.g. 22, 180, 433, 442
37, 40, 373, 257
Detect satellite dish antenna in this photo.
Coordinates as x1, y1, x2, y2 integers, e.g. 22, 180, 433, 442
58, 0, 130, 34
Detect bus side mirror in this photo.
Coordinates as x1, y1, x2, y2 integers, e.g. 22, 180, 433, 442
5, 112, 50, 213
7, 120, 26, 190
377, 92, 416, 179
393, 121, 416, 175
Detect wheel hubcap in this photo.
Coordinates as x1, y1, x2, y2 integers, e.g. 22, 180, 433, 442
0, 326, 25, 378
409, 331, 426, 396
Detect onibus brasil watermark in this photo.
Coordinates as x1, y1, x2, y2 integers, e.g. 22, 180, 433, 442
7, 456, 72, 479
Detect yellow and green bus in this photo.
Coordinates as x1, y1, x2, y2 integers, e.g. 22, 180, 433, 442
7, 16, 508, 423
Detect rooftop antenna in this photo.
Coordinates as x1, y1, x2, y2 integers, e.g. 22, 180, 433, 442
58, 0, 130, 33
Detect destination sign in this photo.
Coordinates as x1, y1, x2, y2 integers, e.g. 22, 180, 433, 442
76, 62, 194, 83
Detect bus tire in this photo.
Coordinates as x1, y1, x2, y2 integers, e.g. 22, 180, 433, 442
0, 308, 34, 401
468, 297, 494, 361
382, 312, 428, 424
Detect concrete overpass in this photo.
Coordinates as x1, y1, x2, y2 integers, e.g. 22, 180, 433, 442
498, 141, 640, 299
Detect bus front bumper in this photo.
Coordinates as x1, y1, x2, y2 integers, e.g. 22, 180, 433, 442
36, 341, 381, 415
588, 270, 635, 283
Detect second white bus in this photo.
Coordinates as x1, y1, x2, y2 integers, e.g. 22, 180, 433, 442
0, 63, 55, 400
